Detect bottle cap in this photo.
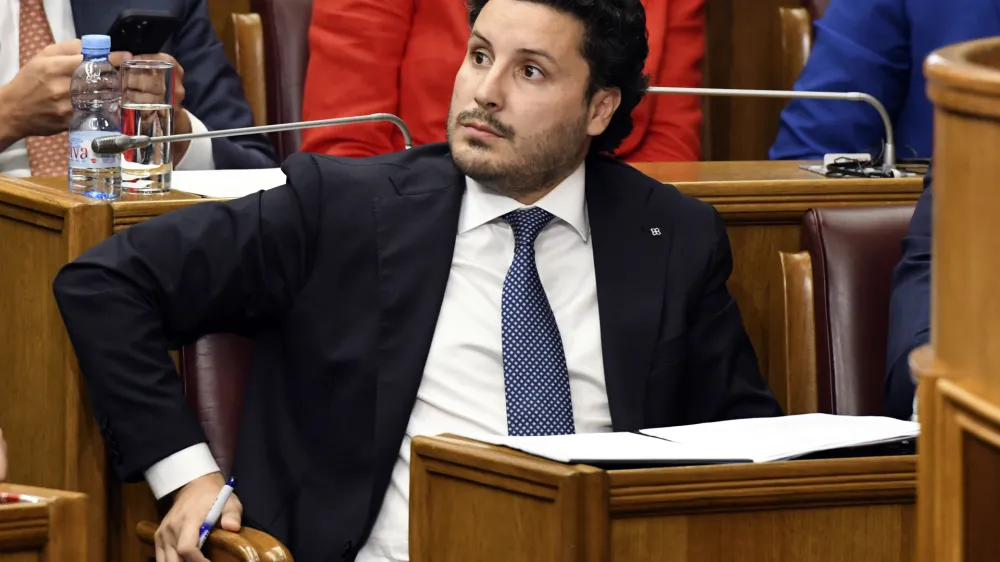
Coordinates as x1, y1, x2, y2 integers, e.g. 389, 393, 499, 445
81, 35, 111, 56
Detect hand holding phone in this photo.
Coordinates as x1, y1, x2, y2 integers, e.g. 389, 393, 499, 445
106, 10, 179, 55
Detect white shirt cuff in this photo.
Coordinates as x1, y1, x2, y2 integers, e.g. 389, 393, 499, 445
175, 111, 216, 171
144, 443, 221, 500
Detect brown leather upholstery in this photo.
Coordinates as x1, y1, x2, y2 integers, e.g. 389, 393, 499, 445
251, 0, 314, 159
180, 334, 254, 477
803, 0, 829, 20
231, 13, 268, 127
801, 205, 914, 415
778, 7, 813, 90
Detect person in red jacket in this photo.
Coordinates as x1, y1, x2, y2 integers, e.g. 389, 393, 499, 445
300, 0, 703, 162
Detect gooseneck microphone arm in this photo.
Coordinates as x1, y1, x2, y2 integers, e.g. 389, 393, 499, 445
91, 113, 414, 154
646, 86, 896, 172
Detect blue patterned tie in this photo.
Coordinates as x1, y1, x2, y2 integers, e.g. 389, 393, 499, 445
501, 208, 575, 436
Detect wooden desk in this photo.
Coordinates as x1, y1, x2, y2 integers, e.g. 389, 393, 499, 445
0, 162, 922, 562
0, 483, 88, 561
411, 435, 915, 562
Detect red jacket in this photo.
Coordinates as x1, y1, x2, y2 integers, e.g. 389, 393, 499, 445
300, 0, 703, 162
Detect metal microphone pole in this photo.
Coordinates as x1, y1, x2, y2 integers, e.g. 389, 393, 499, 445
646, 86, 896, 173
91, 113, 413, 154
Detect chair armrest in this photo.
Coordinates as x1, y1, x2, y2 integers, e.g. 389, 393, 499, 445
136, 520, 293, 562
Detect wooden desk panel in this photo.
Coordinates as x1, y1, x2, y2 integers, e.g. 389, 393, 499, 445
0, 484, 89, 561
411, 435, 915, 562
0, 178, 109, 562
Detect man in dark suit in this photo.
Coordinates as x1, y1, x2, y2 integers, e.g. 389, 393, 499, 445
53, 0, 781, 560
0, 0, 274, 177
885, 172, 933, 420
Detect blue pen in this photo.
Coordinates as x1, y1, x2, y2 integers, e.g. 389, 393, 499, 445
197, 476, 236, 549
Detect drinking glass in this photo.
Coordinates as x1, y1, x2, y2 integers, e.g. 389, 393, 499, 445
120, 60, 174, 193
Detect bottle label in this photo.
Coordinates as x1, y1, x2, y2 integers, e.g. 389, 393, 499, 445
69, 131, 120, 169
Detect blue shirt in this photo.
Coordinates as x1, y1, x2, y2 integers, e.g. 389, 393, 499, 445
770, 0, 1000, 161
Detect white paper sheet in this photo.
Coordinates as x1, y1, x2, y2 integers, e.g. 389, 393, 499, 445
461, 431, 749, 465
171, 168, 287, 199
460, 414, 918, 466
640, 413, 919, 463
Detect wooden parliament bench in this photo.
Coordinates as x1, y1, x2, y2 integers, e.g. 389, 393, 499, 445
0, 161, 922, 562
0, 483, 87, 562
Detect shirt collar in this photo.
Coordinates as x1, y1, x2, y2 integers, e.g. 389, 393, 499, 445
457, 163, 589, 241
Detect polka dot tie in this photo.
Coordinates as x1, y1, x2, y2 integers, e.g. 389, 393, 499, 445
19, 0, 69, 176
501, 208, 575, 436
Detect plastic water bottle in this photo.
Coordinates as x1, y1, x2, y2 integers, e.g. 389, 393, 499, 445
68, 35, 122, 199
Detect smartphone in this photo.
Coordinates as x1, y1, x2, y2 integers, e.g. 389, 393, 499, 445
106, 10, 179, 54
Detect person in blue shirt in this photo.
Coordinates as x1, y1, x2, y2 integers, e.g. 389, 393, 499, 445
770, 0, 1000, 161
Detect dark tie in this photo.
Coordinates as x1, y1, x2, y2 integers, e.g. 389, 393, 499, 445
501, 208, 575, 436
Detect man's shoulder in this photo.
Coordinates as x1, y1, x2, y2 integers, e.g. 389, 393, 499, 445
589, 155, 719, 224
281, 143, 458, 192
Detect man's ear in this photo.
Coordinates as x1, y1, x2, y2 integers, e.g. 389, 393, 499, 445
586, 87, 622, 137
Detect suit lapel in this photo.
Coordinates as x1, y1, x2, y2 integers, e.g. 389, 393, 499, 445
368, 154, 464, 509
586, 160, 673, 431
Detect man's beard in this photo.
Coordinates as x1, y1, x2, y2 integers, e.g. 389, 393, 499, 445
447, 108, 590, 199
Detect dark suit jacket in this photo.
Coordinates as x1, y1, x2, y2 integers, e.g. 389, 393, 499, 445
71, 0, 276, 169
884, 171, 932, 419
53, 143, 781, 562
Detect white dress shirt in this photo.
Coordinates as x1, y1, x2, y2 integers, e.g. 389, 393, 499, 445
0, 0, 214, 177
143, 163, 611, 562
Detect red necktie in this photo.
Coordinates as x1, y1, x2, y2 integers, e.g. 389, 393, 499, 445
19, 0, 69, 176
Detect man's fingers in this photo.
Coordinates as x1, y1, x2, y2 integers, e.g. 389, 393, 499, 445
175, 517, 210, 562
42, 39, 82, 56
220, 497, 242, 532
132, 53, 184, 79
163, 545, 182, 562
154, 546, 165, 562
109, 51, 133, 67
38, 54, 83, 80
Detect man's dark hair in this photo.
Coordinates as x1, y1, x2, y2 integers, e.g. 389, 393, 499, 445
467, 0, 650, 156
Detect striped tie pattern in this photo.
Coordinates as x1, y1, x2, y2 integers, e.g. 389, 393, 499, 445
19, 0, 69, 176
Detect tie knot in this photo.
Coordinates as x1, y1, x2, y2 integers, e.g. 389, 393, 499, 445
503, 208, 554, 248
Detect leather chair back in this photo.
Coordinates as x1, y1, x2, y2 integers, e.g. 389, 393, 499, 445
802, 205, 915, 415
804, 0, 830, 19
251, 0, 314, 159
180, 334, 254, 476
230, 13, 268, 127
778, 7, 813, 90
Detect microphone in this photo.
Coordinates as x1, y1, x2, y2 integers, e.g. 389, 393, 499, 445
91, 113, 413, 155
646, 86, 897, 174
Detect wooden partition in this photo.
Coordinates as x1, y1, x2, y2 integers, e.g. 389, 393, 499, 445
0, 178, 198, 562
0, 483, 88, 561
410, 435, 915, 561
916, 37, 1000, 562
0, 162, 920, 562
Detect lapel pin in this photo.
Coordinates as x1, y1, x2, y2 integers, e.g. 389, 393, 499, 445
650, 227, 661, 236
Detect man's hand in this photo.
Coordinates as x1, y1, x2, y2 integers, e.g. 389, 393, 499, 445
128, 53, 191, 164
155, 472, 241, 562
0, 40, 131, 151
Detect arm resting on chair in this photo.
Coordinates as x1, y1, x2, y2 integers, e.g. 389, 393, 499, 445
136, 520, 292, 562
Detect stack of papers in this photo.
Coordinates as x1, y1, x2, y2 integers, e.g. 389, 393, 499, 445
462, 414, 918, 465
171, 169, 287, 198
